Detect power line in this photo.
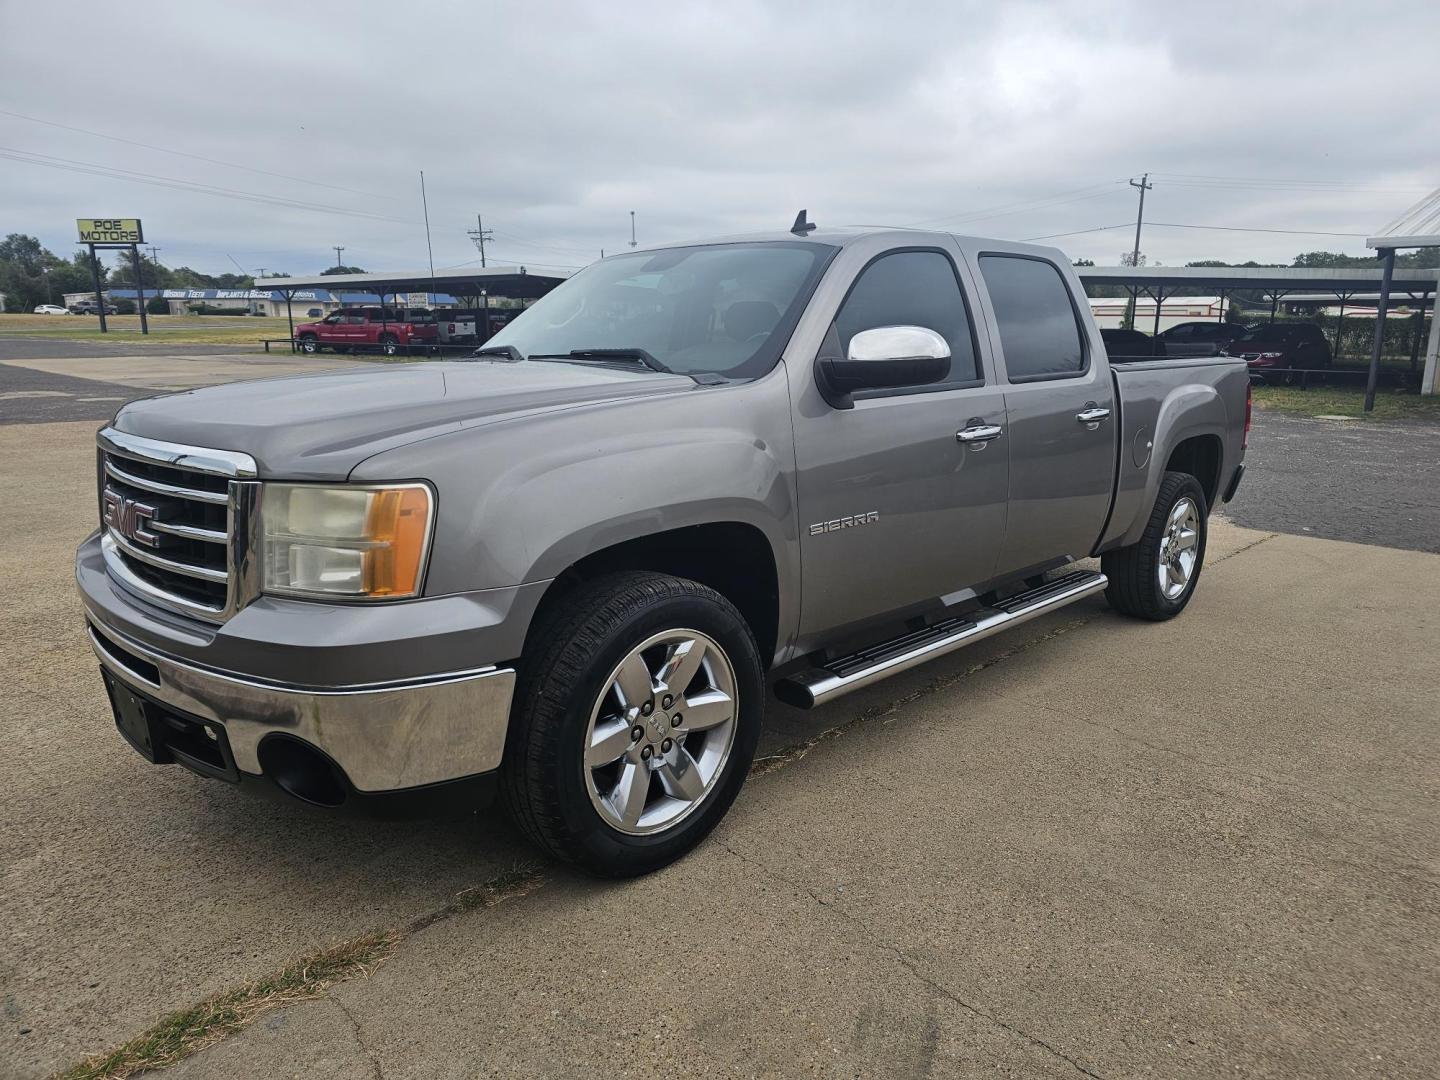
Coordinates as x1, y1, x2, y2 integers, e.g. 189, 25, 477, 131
1148, 221, 1369, 238
0, 107, 395, 200
1151, 171, 1430, 192
1021, 223, 1130, 241
900, 179, 1130, 228
0, 146, 417, 224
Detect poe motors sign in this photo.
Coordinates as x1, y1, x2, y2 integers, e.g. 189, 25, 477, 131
77, 218, 150, 334
77, 218, 144, 244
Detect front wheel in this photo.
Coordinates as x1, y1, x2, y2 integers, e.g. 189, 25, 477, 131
501, 572, 763, 877
298, 334, 320, 354
1102, 471, 1208, 621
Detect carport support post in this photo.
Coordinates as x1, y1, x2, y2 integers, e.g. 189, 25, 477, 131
1420, 283, 1440, 396
1217, 289, 1226, 322
1363, 248, 1396, 413
88, 244, 107, 333
1268, 292, 1279, 324
1334, 293, 1349, 362
1151, 286, 1165, 336
284, 290, 295, 353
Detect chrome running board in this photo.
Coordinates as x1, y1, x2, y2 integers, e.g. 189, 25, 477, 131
774, 570, 1108, 709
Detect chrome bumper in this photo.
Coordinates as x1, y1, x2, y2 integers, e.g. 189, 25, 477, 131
87, 619, 515, 791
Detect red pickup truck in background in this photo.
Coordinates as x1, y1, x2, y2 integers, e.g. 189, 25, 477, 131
295, 307, 439, 356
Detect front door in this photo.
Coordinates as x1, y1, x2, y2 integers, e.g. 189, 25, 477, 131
973, 252, 1118, 577
793, 246, 1010, 640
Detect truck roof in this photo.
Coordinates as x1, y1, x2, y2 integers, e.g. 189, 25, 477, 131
631, 226, 1066, 263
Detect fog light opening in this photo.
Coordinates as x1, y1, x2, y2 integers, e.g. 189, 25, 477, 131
257, 736, 349, 808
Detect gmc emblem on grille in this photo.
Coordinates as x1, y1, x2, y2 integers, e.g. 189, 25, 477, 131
103, 490, 160, 548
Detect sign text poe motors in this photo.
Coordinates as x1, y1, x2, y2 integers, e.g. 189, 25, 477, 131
77, 218, 144, 244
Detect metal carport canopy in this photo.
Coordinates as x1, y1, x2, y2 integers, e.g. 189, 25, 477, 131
1076, 265, 1438, 293
267, 265, 571, 300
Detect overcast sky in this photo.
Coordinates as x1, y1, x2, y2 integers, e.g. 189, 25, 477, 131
3, 0, 1437, 278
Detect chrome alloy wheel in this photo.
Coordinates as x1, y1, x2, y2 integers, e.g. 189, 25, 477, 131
1157, 496, 1200, 600
583, 629, 738, 836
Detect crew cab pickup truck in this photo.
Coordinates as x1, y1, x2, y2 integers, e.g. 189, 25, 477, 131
294, 306, 439, 356
77, 226, 1250, 876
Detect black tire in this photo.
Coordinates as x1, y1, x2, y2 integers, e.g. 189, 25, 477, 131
1102, 471, 1208, 621
500, 571, 763, 877
298, 333, 320, 354
379, 334, 400, 356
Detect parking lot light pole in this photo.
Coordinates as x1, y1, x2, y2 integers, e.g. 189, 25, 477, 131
1364, 248, 1396, 412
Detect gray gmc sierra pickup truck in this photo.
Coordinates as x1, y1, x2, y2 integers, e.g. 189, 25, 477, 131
77, 223, 1250, 876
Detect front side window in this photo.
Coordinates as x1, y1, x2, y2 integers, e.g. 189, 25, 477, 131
487, 242, 835, 380
833, 250, 979, 387
979, 255, 1085, 380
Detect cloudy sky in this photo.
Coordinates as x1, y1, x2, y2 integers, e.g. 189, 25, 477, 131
3, 0, 1437, 278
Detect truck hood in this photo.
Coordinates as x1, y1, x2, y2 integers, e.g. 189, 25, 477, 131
113, 360, 694, 479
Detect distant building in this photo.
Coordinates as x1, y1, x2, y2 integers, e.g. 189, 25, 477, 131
60, 288, 483, 317
1087, 295, 1228, 331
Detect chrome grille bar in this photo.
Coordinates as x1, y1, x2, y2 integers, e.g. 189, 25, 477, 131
107, 529, 230, 584
148, 520, 228, 544
103, 458, 230, 505
96, 427, 260, 623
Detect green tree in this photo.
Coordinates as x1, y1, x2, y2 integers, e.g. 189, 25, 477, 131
321, 265, 366, 275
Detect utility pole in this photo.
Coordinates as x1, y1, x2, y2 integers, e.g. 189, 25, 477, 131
629, 210, 637, 248
332, 245, 345, 271
1123, 173, 1152, 330
419, 170, 437, 300
467, 214, 493, 268
146, 245, 162, 266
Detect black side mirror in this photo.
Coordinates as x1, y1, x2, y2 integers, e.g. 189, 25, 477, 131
818, 325, 950, 406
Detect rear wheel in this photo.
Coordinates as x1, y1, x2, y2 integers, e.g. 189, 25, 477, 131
1102, 471, 1208, 621
379, 334, 401, 356
501, 572, 762, 877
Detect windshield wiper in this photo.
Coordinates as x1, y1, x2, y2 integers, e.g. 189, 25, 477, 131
468, 344, 524, 363
529, 348, 676, 375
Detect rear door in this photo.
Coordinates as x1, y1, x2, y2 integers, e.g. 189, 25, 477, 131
972, 251, 1118, 577
792, 244, 1009, 638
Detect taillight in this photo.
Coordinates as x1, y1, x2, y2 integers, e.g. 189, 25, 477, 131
1243, 383, 1252, 449
448, 322, 456, 332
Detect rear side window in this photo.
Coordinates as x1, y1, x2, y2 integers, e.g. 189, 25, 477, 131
834, 250, 979, 387
978, 255, 1085, 380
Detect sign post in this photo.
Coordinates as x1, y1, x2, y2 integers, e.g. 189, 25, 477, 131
77, 219, 147, 334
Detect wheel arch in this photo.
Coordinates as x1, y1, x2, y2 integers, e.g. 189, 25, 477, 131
525, 522, 783, 669
1164, 433, 1224, 509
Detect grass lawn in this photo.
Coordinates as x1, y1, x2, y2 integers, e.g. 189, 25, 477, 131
0, 313, 295, 346
1252, 384, 1440, 422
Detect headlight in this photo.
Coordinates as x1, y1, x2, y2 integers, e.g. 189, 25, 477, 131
261, 483, 433, 599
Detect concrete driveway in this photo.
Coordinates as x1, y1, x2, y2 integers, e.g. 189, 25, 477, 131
2, 375, 1438, 1077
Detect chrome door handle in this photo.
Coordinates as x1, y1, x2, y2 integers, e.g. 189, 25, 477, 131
1076, 407, 1111, 424
956, 424, 1004, 444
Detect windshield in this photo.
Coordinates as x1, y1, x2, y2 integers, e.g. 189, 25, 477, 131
486, 242, 834, 379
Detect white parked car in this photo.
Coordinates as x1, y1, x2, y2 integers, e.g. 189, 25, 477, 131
34, 304, 71, 315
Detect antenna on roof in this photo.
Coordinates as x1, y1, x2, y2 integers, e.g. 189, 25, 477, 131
790, 209, 817, 236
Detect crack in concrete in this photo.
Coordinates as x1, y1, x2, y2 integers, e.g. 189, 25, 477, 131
714, 839, 1108, 1079
331, 996, 384, 1080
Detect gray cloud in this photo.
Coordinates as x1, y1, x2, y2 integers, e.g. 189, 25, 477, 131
3, 0, 1436, 276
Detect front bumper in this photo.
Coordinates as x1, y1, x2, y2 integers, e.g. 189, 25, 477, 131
87, 616, 515, 791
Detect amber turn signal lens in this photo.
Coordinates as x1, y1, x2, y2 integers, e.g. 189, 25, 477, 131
362, 486, 432, 597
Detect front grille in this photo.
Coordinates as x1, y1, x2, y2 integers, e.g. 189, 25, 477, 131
97, 430, 259, 622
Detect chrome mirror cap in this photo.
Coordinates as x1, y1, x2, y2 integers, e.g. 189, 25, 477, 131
846, 325, 950, 364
